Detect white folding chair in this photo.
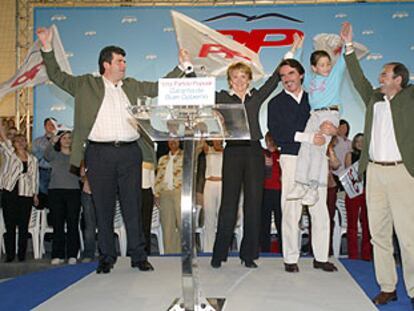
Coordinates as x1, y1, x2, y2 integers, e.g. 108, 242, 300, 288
194, 205, 205, 252
298, 211, 310, 251
27, 207, 41, 259
234, 205, 243, 251
40, 209, 53, 257
332, 197, 347, 258
113, 200, 127, 257
150, 206, 164, 255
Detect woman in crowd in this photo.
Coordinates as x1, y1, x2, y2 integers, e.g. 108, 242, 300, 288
211, 61, 281, 268
154, 139, 183, 254
260, 132, 282, 253
45, 131, 81, 265
202, 139, 224, 253
344, 133, 371, 261
333, 119, 352, 178
0, 120, 38, 262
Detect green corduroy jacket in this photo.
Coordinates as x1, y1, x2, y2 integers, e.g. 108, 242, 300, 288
41, 50, 185, 168
345, 52, 414, 177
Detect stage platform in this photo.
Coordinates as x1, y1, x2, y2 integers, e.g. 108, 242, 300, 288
34, 257, 377, 311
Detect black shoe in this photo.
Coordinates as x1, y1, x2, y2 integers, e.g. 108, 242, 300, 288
96, 260, 113, 274
241, 259, 258, 268
131, 260, 154, 271
4, 257, 14, 263
410, 297, 414, 310
284, 263, 299, 273
210, 258, 222, 268
313, 260, 338, 272
372, 291, 397, 305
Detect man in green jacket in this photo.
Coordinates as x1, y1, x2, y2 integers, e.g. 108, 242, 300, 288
342, 22, 414, 309
37, 27, 192, 274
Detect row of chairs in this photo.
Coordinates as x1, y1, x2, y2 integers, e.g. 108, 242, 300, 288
0, 203, 166, 259
4, 199, 349, 258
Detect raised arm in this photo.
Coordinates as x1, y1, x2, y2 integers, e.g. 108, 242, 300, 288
37, 27, 79, 96
341, 22, 374, 105
0, 118, 7, 142
132, 48, 193, 98
284, 32, 304, 61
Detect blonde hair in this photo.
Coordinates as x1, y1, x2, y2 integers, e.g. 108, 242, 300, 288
227, 62, 253, 89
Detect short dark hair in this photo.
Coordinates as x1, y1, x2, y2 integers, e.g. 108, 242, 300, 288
98, 46, 126, 75
339, 119, 350, 137
310, 50, 331, 67
277, 58, 305, 83
44, 117, 56, 126
386, 62, 409, 88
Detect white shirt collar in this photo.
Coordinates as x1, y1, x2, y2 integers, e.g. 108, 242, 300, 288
229, 89, 252, 97
285, 88, 304, 103
102, 76, 123, 89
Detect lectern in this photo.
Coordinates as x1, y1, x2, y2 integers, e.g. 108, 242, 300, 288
128, 102, 250, 311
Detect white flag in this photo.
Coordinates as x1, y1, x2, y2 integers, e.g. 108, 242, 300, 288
313, 33, 369, 63
0, 25, 71, 100
171, 10, 265, 80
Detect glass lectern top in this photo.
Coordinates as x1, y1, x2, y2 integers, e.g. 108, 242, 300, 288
128, 104, 251, 141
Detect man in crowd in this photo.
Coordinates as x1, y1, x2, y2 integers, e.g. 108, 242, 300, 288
36, 27, 192, 274
268, 58, 338, 273
32, 117, 57, 209
342, 22, 414, 309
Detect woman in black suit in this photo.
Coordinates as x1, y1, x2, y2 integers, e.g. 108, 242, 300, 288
211, 62, 280, 268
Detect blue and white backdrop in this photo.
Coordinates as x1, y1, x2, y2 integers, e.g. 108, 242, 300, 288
33, 3, 414, 139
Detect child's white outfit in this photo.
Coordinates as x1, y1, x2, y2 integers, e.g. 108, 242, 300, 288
286, 48, 346, 205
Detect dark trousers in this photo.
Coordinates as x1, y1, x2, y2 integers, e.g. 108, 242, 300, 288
49, 189, 81, 259
142, 188, 154, 254
260, 189, 282, 253
212, 142, 264, 262
2, 187, 32, 261
85, 142, 147, 264
81, 191, 97, 258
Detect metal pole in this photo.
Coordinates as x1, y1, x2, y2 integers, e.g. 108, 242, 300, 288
181, 139, 198, 311
15, 0, 20, 131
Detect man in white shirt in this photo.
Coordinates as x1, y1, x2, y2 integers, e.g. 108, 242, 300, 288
37, 27, 192, 274
342, 22, 414, 309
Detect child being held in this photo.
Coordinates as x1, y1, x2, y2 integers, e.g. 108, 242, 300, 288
285, 32, 347, 206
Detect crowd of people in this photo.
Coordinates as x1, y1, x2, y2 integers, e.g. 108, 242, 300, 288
0, 21, 413, 309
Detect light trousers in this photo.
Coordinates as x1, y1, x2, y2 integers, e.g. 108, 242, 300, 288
280, 155, 330, 264
366, 162, 414, 297
295, 110, 339, 187
159, 189, 181, 254
203, 180, 222, 252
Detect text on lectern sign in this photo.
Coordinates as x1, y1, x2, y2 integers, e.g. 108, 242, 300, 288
158, 77, 215, 106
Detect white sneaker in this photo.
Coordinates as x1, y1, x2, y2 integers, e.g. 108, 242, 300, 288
301, 188, 319, 206
51, 258, 64, 265
287, 183, 307, 200
68, 257, 77, 265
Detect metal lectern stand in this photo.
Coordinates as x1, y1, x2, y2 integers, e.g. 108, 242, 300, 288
128, 103, 250, 311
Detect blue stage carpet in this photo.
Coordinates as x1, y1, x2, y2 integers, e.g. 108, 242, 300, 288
0, 258, 411, 311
